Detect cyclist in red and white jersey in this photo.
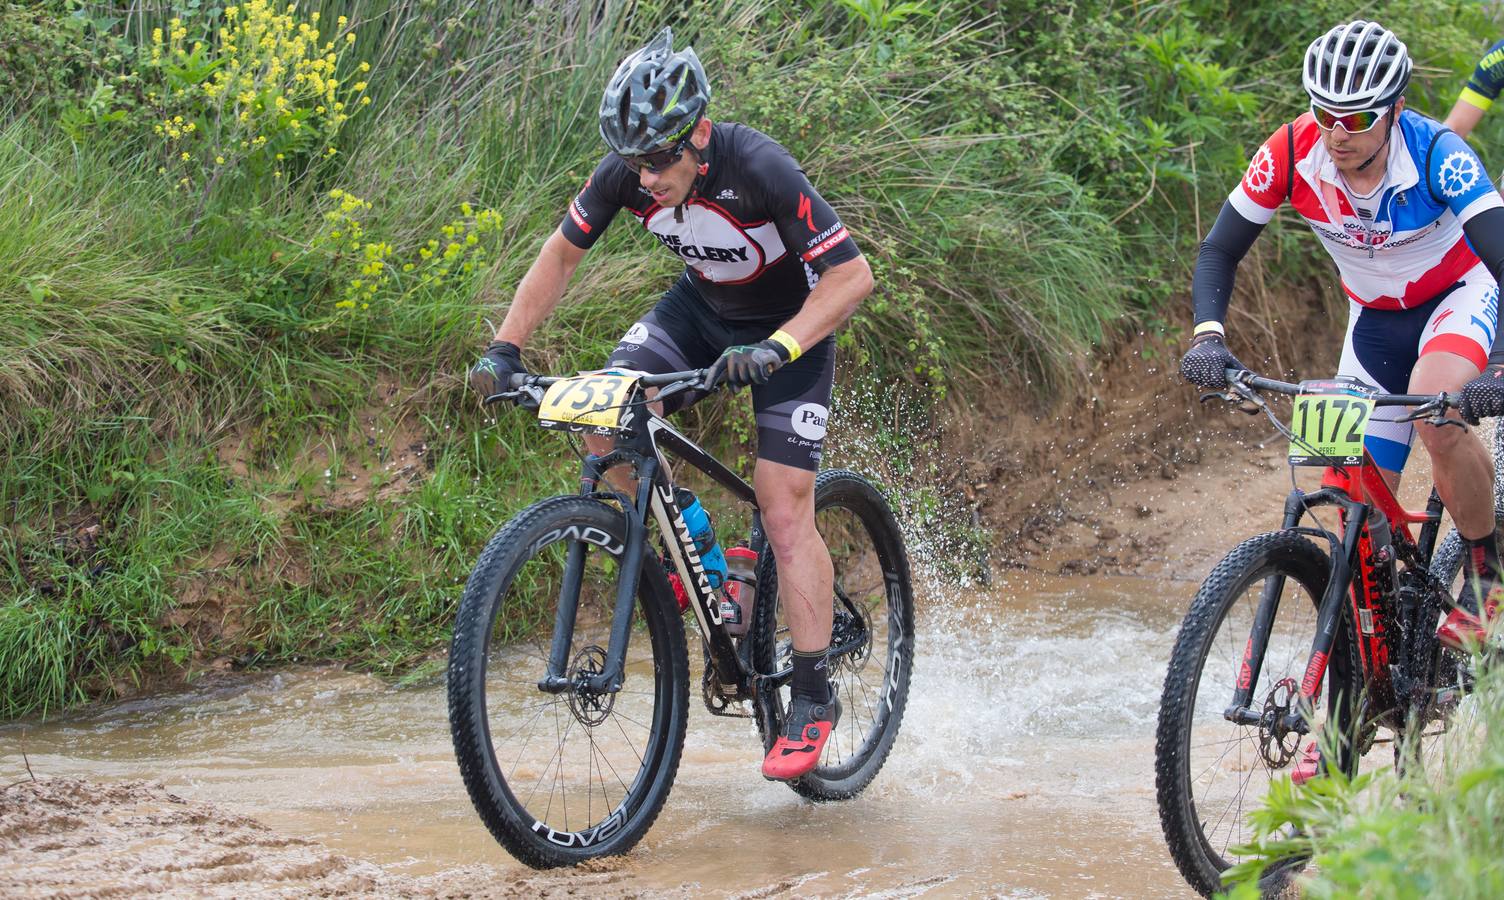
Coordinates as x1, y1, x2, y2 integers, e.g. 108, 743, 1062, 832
1180, 21, 1504, 648
467, 29, 874, 781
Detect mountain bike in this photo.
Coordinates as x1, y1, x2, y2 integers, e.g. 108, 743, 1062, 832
1155, 370, 1489, 898
447, 367, 914, 868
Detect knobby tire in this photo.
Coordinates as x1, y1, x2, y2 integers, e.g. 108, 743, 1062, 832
751, 470, 915, 801
448, 495, 689, 868
1155, 530, 1360, 898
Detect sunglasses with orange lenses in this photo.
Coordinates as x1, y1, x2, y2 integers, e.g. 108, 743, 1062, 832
1310, 103, 1390, 134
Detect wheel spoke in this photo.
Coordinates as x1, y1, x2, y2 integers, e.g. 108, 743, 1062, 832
449, 497, 686, 859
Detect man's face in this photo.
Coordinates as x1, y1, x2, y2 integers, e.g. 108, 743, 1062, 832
1320, 98, 1404, 176
634, 118, 712, 207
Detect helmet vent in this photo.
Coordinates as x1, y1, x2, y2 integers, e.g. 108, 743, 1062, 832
598, 27, 711, 156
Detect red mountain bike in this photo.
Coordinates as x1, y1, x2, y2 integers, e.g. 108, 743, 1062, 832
1155, 370, 1481, 897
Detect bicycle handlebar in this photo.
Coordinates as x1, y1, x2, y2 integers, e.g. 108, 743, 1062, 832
1217, 367, 1463, 429
482, 368, 714, 409
1223, 368, 1459, 410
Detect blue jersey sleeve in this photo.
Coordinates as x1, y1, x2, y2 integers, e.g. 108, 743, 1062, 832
1461, 38, 1504, 110
1428, 129, 1503, 223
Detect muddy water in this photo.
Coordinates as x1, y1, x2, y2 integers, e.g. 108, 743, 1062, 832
0, 568, 1204, 897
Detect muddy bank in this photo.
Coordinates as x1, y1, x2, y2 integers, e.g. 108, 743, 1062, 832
0, 776, 680, 898
1, 281, 1370, 898
1, 777, 393, 898
0, 421, 1333, 899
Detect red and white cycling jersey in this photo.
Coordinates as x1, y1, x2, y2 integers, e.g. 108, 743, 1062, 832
1229, 110, 1503, 310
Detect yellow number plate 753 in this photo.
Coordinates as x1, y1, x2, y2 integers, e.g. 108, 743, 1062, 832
537, 372, 641, 432
1288, 380, 1375, 466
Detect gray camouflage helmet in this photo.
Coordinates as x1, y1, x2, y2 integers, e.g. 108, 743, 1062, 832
598, 27, 710, 157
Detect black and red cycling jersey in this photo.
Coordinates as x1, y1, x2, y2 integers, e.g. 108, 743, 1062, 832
559, 122, 861, 323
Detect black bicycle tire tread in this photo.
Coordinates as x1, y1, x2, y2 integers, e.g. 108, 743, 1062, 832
752, 469, 916, 802
447, 495, 689, 868
1154, 529, 1346, 898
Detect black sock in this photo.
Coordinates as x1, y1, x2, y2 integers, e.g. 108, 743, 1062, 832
790, 647, 830, 702
1465, 533, 1501, 581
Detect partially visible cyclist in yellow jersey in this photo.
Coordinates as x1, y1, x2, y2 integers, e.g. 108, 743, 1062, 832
1445, 38, 1504, 140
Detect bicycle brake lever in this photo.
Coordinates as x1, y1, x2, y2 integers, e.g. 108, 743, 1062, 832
484, 386, 543, 410
1199, 389, 1262, 415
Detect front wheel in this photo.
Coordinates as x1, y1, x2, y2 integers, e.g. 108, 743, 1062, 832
1155, 530, 1361, 898
751, 470, 915, 800
447, 496, 689, 868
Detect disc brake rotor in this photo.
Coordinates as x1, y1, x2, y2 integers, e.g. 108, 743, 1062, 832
1258, 677, 1302, 768
830, 590, 872, 674
567, 644, 614, 727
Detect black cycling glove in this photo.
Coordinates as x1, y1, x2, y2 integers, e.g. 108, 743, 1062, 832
1459, 364, 1504, 425
707, 339, 791, 390
1180, 332, 1246, 389
468, 340, 528, 398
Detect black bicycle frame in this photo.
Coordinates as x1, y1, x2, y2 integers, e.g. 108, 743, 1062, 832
535, 397, 765, 698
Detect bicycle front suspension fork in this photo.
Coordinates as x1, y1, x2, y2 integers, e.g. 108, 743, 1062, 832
1223, 488, 1363, 734
537, 456, 659, 695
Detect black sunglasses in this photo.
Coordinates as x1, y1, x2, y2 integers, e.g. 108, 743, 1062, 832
618, 138, 690, 174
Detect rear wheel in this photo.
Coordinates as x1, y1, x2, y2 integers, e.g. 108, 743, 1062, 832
1156, 530, 1360, 897
1394, 537, 1489, 785
751, 470, 915, 800
448, 496, 689, 868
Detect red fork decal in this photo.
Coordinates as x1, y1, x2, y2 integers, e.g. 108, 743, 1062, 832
1238, 637, 1254, 690
1300, 651, 1328, 699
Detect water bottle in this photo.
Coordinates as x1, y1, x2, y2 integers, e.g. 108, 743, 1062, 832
719, 545, 758, 637
675, 489, 726, 590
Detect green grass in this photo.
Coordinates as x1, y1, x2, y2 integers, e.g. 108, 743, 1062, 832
1225, 659, 1504, 898
2, 0, 1501, 722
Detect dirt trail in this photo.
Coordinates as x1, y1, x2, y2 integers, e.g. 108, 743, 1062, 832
0, 417, 1322, 899
0, 777, 686, 898
14, 303, 1449, 898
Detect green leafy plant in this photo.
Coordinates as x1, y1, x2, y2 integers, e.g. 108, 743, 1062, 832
834, 0, 934, 33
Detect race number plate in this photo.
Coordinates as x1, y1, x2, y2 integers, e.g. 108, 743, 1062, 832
1287, 379, 1375, 466
537, 372, 641, 433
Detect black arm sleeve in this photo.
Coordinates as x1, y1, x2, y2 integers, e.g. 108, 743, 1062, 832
1190, 200, 1267, 328
1463, 205, 1504, 363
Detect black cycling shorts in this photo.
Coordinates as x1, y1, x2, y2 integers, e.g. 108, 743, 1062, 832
606, 277, 834, 471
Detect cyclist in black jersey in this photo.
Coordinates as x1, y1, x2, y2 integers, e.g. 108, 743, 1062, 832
1444, 37, 1504, 140
468, 28, 874, 782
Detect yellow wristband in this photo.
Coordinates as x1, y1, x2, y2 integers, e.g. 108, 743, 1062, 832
1460, 86, 1495, 112
768, 329, 803, 362
1193, 321, 1225, 337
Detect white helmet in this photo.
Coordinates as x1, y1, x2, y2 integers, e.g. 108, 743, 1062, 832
1302, 20, 1411, 111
